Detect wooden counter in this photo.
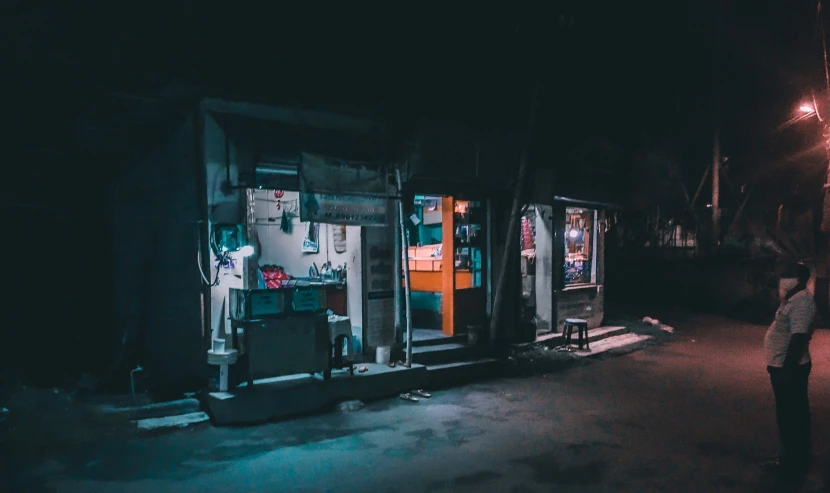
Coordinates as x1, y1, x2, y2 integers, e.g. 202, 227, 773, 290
409, 269, 472, 292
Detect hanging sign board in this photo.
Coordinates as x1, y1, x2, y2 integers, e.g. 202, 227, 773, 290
301, 193, 389, 226
299, 152, 391, 226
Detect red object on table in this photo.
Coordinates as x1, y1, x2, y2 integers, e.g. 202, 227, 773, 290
260, 266, 292, 289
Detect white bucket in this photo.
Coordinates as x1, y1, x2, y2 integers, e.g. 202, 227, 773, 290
375, 346, 391, 365
212, 338, 226, 353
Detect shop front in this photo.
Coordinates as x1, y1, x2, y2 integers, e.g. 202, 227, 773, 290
398, 124, 519, 347
111, 99, 514, 400
200, 101, 399, 390
405, 194, 489, 339
520, 197, 617, 339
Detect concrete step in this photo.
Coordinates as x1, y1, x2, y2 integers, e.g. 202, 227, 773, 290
426, 358, 503, 389
94, 398, 202, 420
204, 363, 429, 426
412, 334, 467, 348
537, 325, 628, 348
571, 333, 654, 358
412, 343, 479, 366
135, 411, 210, 431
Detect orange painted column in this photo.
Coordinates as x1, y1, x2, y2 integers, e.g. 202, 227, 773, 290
441, 196, 456, 335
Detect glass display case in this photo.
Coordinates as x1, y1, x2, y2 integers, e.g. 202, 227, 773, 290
564, 207, 596, 286
453, 199, 484, 288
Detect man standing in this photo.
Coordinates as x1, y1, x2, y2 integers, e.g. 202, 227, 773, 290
762, 262, 816, 476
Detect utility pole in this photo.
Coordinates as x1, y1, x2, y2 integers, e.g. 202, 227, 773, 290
489, 82, 540, 346
711, 2, 721, 248
816, 0, 830, 233
712, 118, 721, 246
395, 168, 413, 367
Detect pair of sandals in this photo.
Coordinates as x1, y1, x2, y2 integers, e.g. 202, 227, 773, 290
387, 360, 407, 368
400, 389, 431, 402
760, 456, 783, 471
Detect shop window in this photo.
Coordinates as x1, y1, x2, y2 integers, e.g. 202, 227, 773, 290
454, 200, 484, 288
564, 208, 596, 286
411, 195, 443, 247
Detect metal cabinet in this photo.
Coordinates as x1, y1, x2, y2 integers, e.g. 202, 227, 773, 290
244, 313, 330, 381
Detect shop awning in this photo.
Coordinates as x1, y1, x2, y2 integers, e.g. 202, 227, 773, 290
206, 102, 391, 196
553, 196, 623, 211
300, 152, 389, 197
298, 152, 393, 226
401, 175, 507, 199
200, 98, 385, 135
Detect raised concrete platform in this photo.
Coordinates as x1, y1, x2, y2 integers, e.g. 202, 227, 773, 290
412, 343, 481, 366
204, 363, 429, 426
135, 411, 210, 431
534, 325, 628, 347
427, 358, 503, 389
413, 329, 466, 346
94, 398, 201, 420
571, 333, 653, 357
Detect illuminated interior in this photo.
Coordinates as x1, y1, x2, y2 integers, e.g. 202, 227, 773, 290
564, 207, 596, 286
406, 195, 486, 336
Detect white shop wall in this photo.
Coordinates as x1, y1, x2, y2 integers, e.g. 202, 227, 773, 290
253, 189, 363, 327
534, 205, 554, 332
205, 113, 246, 341
205, 114, 244, 224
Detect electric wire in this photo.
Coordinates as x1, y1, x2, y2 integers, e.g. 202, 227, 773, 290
197, 230, 231, 287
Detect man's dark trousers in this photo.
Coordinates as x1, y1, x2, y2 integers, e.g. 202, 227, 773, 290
768, 362, 813, 472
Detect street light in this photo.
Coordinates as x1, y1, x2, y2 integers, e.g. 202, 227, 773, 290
794, 100, 830, 234
779, 103, 821, 130
800, 104, 817, 114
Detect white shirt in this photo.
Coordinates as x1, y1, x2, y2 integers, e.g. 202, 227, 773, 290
764, 289, 816, 368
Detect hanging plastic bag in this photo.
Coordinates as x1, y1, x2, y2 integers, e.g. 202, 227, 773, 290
280, 209, 292, 233
333, 225, 347, 253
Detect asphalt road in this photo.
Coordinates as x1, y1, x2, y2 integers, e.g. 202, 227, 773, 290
12, 314, 830, 492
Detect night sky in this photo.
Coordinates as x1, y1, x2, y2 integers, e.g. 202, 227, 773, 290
2, 1, 829, 217
5, 1, 828, 191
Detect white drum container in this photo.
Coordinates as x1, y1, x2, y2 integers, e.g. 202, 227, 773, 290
375, 345, 391, 365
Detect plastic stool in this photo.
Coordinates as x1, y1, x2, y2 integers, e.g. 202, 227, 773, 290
328, 315, 354, 359
564, 318, 589, 350
331, 334, 354, 372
